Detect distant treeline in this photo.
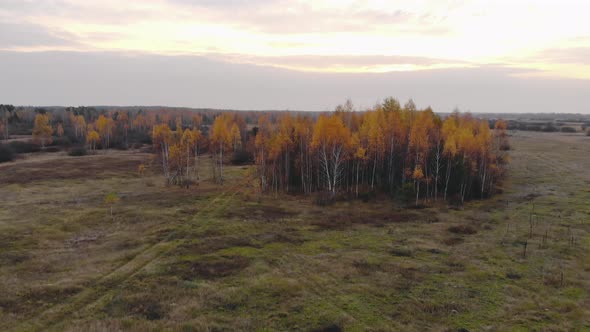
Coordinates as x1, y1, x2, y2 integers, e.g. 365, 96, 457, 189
0, 101, 510, 205
505, 120, 588, 133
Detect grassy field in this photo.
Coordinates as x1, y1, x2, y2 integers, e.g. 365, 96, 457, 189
0, 131, 589, 331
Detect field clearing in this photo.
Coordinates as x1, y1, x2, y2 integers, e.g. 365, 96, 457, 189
0, 132, 589, 331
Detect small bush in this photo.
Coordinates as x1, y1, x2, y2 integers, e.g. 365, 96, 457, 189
113, 144, 128, 151
396, 182, 416, 206
358, 191, 377, 203
560, 126, 576, 133
0, 144, 15, 163
230, 148, 252, 165
50, 136, 72, 147
542, 125, 558, 132
526, 125, 542, 131
44, 146, 60, 153
390, 247, 413, 257
68, 147, 87, 156
139, 135, 152, 144
9, 141, 40, 153
312, 324, 342, 332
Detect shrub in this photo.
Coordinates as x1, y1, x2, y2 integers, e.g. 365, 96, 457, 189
68, 146, 87, 156
0, 144, 14, 163
312, 324, 342, 332
396, 182, 416, 206
230, 148, 252, 165
65, 135, 82, 144
113, 142, 128, 150
139, 135, 152, 144
560, 126, 576, 133
542, 125, 558, 132
525, 125, 541, 131
358, 191, 377, 203
44, 146, 60, 153
390, 246, 413, 257
50, 136, 72, 147
9, 141, 40, 153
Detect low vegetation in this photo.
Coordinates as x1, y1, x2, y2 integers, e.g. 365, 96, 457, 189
1, 104, 588, 331
0, 129, 588, 331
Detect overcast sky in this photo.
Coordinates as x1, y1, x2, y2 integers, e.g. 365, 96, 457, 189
1, 0, 589, 113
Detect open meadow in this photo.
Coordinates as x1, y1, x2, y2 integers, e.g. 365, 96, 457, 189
1, 131, 589, 331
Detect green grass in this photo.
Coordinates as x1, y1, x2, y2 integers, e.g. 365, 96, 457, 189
0, 132, 589, 331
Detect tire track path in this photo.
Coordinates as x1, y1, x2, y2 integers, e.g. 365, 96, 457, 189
13, 175, 254, 332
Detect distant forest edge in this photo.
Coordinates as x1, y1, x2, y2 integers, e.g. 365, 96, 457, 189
1, 100, 587, 205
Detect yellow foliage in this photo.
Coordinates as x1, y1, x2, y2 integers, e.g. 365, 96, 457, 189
412, 167, 425, 181
32, 113, 53, 147
210, 115, 232, 152
87, 130, 100, 149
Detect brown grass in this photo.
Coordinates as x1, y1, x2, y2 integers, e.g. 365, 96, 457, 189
0, 131, 589, 331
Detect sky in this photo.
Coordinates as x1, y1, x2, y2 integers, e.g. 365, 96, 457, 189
0, 0, 589, 113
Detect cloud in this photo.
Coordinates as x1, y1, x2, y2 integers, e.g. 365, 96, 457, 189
1, 51, 588, 113
168, 0, 443, 35
0, 0, 161, 25
0, 0, 70, 16
535, 47, 590, 65
216, 54, 470, 72
0, 22, 79, 48
0, 0, 588, 80
166, 0, 276, 8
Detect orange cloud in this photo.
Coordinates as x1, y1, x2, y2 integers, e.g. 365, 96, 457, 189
0, 0, 588, 78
